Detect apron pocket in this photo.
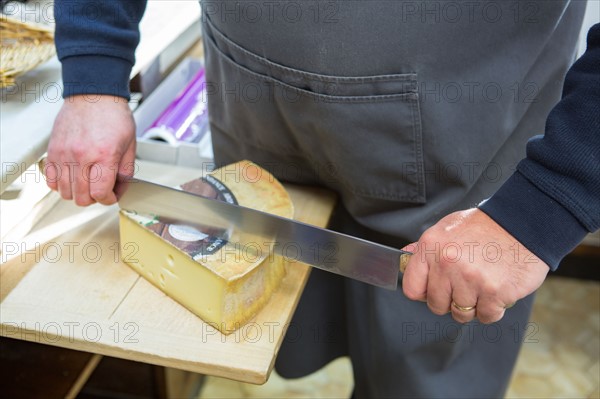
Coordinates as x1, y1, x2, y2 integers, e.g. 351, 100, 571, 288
203, 17, 425, 203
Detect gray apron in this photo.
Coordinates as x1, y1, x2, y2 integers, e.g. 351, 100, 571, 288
201, 1, 585, 397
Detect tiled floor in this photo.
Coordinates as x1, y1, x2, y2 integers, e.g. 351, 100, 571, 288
198, 276, 600, 398
506, 276, 599, 399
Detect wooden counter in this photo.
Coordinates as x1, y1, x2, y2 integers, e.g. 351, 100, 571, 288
0, 160, 337, 384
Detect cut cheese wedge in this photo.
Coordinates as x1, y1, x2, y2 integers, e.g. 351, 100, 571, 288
119, 160, 294, 334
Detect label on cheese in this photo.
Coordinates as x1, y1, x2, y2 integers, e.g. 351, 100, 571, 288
126, 176, 238, 258
167, 225, 209, 242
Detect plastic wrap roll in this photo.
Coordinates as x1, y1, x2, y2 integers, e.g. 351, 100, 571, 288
142, 68, 209, 145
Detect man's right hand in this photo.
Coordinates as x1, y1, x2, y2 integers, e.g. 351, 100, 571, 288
46, 95, 137, 206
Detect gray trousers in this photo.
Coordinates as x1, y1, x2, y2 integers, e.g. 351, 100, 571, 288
201, 1, 585, 396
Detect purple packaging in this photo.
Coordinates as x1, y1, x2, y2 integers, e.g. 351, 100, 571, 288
143, 68, 209, 144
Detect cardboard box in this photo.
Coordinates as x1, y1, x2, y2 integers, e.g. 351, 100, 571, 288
133, 58, 214, 170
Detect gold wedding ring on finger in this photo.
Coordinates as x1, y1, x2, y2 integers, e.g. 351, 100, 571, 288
450, 301, 515, 312
451, 301, 476, 312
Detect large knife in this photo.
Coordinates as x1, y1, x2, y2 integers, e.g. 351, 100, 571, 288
116, 176, 411, 290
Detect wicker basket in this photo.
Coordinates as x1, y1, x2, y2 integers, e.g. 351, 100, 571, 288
0, 16, 55, 88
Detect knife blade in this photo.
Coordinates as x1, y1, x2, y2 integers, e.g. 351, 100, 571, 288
117, 176, 411, 290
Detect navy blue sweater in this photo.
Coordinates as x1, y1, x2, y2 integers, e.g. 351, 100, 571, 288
55, 0, 146, 98
54, 0, 600, 270
480, 24, 600, 269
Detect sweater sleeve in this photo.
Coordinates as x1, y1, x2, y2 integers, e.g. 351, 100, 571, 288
479, 24, 600, 270
54, 0, 147, 99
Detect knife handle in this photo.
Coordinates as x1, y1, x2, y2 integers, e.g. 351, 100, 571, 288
399, 253, 411, 274
38, 157, 47, 175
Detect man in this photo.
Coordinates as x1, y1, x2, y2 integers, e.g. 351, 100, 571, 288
47, 1, 599, 397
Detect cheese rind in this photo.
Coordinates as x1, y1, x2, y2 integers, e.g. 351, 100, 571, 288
119, 161, 293, 334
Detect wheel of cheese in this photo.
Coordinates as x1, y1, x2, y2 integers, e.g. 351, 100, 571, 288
119, 160, 294, 334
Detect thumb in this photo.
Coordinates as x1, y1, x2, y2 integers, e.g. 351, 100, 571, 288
401, 241, 429, 302
119, 139, 137, 178
401, 242, 418, 254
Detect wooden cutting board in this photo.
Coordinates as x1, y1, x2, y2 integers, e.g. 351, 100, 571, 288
0, 160, 337, 384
